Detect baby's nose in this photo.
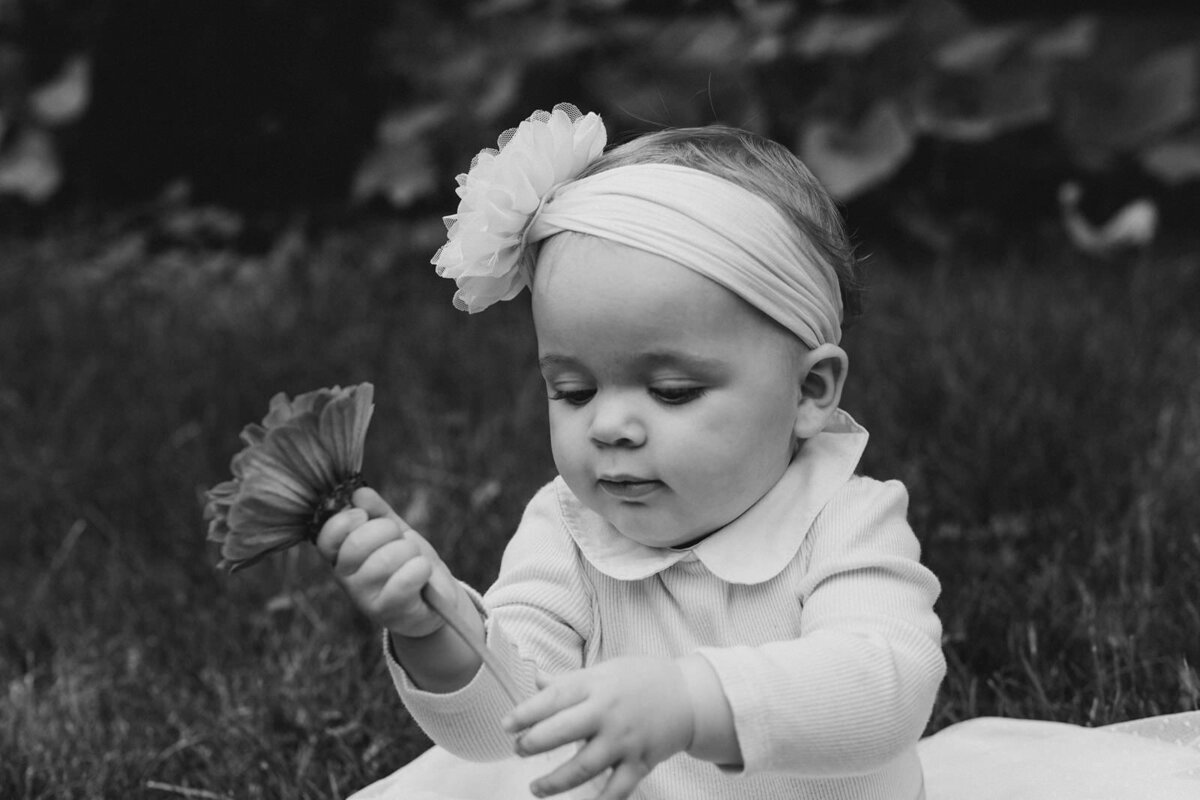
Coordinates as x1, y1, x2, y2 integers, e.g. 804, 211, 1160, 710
588, 394, 646, 448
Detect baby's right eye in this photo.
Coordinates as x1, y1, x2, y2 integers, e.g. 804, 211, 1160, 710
548, 389, 595, 406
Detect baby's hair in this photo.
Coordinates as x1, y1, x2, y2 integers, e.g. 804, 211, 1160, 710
576, 125, 863, 329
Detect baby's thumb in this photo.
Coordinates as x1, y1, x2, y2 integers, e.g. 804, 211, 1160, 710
352, 487, 412, 531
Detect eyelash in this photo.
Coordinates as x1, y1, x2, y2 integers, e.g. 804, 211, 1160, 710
547, 386, 705, 407
548, 389, 595, 407
651, 386, 705, 405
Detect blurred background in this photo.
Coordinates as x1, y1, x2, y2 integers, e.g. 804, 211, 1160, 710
3, 0, 1200, 235
2, 0, 1199, 798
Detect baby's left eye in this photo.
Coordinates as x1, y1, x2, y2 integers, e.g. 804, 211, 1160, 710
650, 385, 705, 405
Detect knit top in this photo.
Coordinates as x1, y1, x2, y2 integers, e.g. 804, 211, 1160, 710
387, 411, 945, 799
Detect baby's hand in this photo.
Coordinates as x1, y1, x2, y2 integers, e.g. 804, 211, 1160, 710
502, 656, 694, 800
316, 487, 452, 639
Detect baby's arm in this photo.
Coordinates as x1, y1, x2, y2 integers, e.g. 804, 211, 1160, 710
317, 487, 485, 693
365, 481, 595, 762
501, 654, 739, 800
501, 657, 694, 799
697, 477, 945, 775
507, 478, 941, 797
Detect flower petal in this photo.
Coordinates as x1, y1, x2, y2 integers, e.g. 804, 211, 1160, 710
205, 382, 377, 571
261, 391, 298, 428
260, 419, 340, 493
227, 479, 311, 533
319, 383, 374, 475
432, 103, 607, 313
203, 480, 240, 542
219, 527, 306, 571
239, 423, 266, 448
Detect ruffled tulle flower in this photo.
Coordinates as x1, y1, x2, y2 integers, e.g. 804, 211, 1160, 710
432, 103, 607, 313
204, 383, 375, 572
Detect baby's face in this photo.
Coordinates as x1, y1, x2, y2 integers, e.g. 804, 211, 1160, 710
532, 235, 804, 548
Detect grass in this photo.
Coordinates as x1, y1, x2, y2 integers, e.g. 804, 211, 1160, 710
1, 213, 1197, 799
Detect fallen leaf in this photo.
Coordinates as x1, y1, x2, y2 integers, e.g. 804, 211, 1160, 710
793, 12, 903, 59
1059, 44, 1200, 159
30, 54, 90, 127
916, 54, 1054, 141
1030, 15, 1098, 60
1139, 125, 1200, 185
800, 100, 914, 200
934, 23, 1029, 71
0, 127, 62, 203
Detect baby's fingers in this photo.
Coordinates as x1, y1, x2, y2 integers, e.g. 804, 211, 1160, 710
502, 678, 587, 735
513, 700, 596, 757
352, 487, 411, 530
528, 738, 621, 798
315, 507, 369, 566
592, 761, 648, 800
334, 518, 411, 577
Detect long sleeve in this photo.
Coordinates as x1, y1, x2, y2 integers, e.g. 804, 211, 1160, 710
381, 473, 941, 798
696, 477, 945, 776
384, 482, 594, 761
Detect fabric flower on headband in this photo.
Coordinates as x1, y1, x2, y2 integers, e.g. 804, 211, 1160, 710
432, 103, 607, 313
204, 383, 374, 572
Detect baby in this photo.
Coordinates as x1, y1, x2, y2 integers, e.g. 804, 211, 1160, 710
320, 105, 945, 800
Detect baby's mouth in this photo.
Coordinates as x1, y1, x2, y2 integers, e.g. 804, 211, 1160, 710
597, 478, 663, 501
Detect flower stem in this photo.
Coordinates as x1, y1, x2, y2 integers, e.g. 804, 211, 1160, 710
420, 583, 524, 706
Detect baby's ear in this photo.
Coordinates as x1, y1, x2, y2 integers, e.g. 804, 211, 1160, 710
793, 344, 848, 440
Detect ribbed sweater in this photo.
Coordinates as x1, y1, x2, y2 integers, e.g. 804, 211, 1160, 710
388, 421, 945, 800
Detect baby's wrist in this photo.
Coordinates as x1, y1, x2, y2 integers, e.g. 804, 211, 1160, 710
675, 653, 742, 767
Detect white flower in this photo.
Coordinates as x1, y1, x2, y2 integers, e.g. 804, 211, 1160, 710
432, 103, 607, 312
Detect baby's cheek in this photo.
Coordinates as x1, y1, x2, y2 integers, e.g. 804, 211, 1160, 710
547, 422, 581, 471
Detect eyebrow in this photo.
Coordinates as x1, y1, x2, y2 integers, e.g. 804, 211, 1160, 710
538, 351, 726, 373
537, 354, 579, 372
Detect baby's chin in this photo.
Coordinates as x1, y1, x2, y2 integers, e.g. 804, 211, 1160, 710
566, 477, 746, 549
604, 511, 725, 551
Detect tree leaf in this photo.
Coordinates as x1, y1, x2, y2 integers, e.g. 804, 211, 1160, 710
1030, 15, 1098, 61
903, 0, 973, 48
1058, 182, 1158, 257
30, 54, 91, 127
740, 1, 797, 35
916, 53, 1054, 141
470, 0, 539, 15
799, 100, 914, 200
351, 108, 441, 208
1139, 124, 1200, 185
351, 105, 447, 208
651, 16, 753, 68
583, 50, 761, 132
482, 14, 601, 64
376, 104, 451, 148
473, 63, 523, 124
934, 23, 1029, 71
0, 126, 62, 203
793, 12, 903, 59
1059, 44, 1200, 159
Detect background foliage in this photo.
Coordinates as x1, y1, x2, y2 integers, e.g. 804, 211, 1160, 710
2, 0, 1199, 236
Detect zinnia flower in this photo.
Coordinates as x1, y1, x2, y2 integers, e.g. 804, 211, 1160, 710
432, 102, 607, 313
205, 383, 374, 572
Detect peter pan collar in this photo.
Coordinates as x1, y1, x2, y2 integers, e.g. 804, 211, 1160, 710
555, 409, 869, 584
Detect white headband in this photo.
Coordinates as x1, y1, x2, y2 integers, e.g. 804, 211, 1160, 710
432, 104, 843, 348
527, 164, 843, 348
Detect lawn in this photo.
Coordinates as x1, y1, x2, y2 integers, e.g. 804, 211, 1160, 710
1, 213, 1197, 799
